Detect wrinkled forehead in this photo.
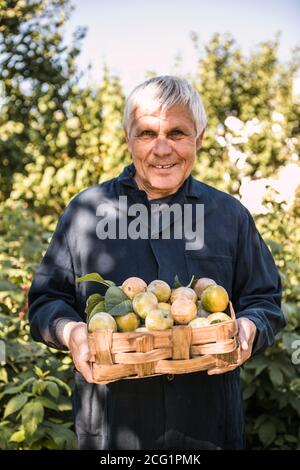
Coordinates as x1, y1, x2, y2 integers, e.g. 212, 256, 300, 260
134, 103, 162, 120
131, 103, 195, 131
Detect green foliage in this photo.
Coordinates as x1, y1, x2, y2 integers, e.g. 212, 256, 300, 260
240, 189, 300, 449
0, 201, 77, 449
0, 0, 85, 201
0, 353, 77, 449
192, 33, 300, 195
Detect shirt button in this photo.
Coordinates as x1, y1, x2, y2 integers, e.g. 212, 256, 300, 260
166, 374, 174, 381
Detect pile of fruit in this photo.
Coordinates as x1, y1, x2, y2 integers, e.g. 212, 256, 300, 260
76, 274, 232, 333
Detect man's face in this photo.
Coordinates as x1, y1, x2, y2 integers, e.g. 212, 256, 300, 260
126, 104, 204, 199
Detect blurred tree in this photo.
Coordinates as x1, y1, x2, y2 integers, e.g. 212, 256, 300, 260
0, 0, 85, 200
98, 66, 130, 182
10, 68, 129, 217
192, 33, 300, 195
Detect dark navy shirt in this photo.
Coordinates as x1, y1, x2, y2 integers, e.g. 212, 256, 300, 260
28, 163, 286, 450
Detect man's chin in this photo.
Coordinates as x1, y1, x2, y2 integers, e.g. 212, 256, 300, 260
148, 177, 182, 194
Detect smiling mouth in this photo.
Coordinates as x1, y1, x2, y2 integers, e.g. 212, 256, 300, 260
151, 163, 176, 170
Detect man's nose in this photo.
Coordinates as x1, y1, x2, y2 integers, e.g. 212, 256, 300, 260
153, 137, 172, 157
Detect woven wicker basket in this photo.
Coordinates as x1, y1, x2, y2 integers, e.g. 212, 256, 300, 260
88, 301, 240, 384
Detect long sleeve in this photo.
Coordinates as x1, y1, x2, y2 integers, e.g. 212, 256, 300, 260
28, 212, 83, 350
232, 208, 286, 355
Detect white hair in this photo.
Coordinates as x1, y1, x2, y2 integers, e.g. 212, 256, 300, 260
123, 75, 207, 137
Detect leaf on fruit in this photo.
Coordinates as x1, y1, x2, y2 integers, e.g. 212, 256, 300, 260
174, 275, 183, 288
105, 286, 129, 312
190, 277, 199, 289
85, 293, 105, 315
89, 301, 106, 320
76, 273, 115, 287
109, 300, 133, 316
174, 274, 198, 289
186, 275, 195, 288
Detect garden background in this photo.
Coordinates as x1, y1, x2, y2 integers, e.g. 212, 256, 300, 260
0, 0, 299, 449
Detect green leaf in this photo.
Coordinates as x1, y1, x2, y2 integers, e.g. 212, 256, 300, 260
57, 397, 72, 412
104, 285, 129, 312
265, 239, 283, 255
174, 274, 197, 289
85, 293, 105, 315
89, 301, 106, 319
174, 275, 183, 288
0, 302, 10, 315
0, 368, 8, 383
34, 366, 49, 378
244, 355, 269, 377
253, 414, 268, 431
186, 275, 195, 288
36, 397, 58, 411
285, 434, 298, 443
9, 428, 25, 443
0, 280, 18, 291
109, 299, 133, 316
46, 382, 59, 399
243, 383, 256, 400
32, 379, 47, 395
46, 423, 77, 449
288, 395, 300, 416
4, 393, 28, 418
76, 273, 115, 287
1, 378, 35, 396
45, 377, 72, 396
21, 400, 44, 436
254, 363, 268, 377
258, 421, 276, 447
269, 367, 283, 387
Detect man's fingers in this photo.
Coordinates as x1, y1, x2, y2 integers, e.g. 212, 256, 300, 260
75, 359, 94, 383
237, 318, 257, 354
67, 322, 94, 382
208, 319, 257, 376
207, 348, 245, 375
73, 347, 94, 383
237, 323, 249, 351
77, 345, 90, 362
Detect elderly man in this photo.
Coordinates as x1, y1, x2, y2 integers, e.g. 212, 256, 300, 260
29, 76, 285, 450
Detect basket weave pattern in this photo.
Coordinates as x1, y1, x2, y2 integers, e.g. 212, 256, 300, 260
88, 302, 240, 384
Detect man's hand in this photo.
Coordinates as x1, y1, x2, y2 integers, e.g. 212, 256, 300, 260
62, 321, 94, 383
207, 317, 257, 376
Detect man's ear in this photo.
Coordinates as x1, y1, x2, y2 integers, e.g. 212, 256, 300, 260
196, 129, 205, 151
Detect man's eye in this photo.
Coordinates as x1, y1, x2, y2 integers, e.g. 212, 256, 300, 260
169, 130, 184, 138
140, 130, 155, 137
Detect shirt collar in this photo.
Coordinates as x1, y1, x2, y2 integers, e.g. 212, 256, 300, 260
118, 163, 201, 199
